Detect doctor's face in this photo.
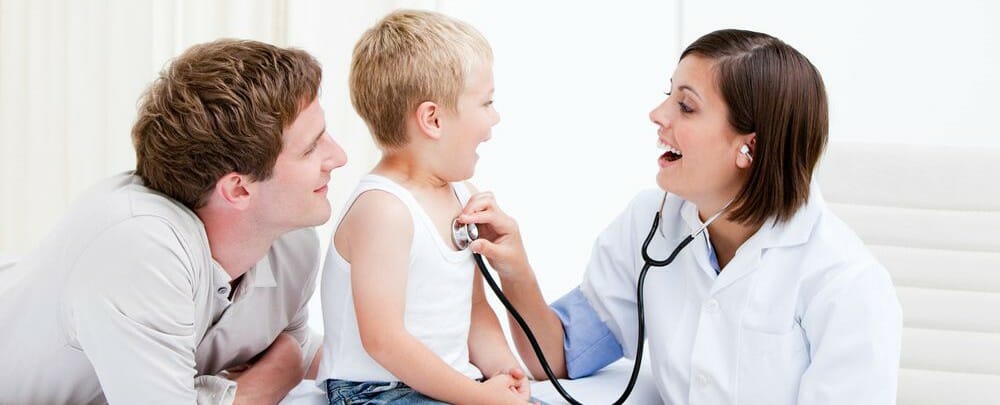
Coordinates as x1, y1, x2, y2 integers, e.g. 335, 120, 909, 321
649, 55, 752, 210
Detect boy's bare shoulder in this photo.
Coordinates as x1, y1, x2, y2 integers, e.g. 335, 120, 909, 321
338, 189, 414, 239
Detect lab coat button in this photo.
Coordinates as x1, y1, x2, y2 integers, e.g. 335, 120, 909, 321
704, 299, 720, 314
217, 286, 229, 296
694, 373, 709, 388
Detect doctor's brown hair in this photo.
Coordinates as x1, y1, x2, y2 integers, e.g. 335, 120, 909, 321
682, 29, 828, 227
132, 39, 322, 209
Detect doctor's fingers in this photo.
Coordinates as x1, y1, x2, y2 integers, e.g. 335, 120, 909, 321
462, 191, 502, 215
460, 210, 519, 234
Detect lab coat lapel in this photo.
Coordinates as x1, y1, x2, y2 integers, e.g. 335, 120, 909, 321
700, 183, 825, 296
679, 201, 727, 280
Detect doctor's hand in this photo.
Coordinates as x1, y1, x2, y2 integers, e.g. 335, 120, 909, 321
459, 192, 531, 279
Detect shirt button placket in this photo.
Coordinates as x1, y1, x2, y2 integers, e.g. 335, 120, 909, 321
704, 298, 720, 314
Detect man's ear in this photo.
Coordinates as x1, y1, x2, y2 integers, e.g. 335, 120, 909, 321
414, 101, 443, 140
214, 172, 252, 210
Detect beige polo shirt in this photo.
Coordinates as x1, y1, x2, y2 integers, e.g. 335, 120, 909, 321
0, 173, 322, 404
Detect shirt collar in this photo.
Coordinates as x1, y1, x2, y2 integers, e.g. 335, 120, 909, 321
211, 255, 278, 289
678, 181, 826, 252
249, 254, 277, 288
759, 181, 826, 250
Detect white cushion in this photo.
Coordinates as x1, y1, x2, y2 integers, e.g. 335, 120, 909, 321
816, 141, 1000, 404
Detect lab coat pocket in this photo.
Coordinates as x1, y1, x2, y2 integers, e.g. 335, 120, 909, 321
737, 324, 809, 404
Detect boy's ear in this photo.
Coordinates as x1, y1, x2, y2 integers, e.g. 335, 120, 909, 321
415, 101, 443, 140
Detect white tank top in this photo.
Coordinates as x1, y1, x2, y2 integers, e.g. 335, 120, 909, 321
317, 174, 482, 383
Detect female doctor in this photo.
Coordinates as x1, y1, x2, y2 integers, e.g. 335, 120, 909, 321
459, 29, 902, 404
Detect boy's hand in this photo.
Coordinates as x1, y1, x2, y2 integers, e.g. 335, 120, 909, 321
500, 367, 532, 402
458, 192, 531, 279
481, 372, 534, 404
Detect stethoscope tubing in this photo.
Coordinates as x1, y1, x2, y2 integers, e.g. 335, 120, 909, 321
473, 207, 698, 405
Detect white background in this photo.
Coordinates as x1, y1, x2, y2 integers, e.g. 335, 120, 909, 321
2, 0, 998, 334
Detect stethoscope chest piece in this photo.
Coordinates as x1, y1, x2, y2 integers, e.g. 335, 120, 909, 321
451, 218, 479, 250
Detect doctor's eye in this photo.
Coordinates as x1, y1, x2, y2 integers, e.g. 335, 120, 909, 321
678, 101, 694, 114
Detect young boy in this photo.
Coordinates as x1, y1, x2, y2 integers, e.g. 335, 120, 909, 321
316, 9, 535, 405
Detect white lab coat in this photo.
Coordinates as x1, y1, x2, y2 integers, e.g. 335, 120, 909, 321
579, 186, 902, 404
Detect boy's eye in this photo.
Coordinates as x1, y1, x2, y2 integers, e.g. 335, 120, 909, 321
484, 100, 494, 106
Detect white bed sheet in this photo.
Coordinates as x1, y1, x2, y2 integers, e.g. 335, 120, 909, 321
280, 359, 661, 404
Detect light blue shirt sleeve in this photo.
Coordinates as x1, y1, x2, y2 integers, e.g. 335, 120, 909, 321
550, 287, 624, 379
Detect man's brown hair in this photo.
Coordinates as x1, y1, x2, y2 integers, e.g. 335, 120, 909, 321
132, 39, 322, 208
682, 29, 829, 227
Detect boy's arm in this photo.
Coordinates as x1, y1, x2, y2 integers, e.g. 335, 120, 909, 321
346, 191, 518, 405
469, 271, 532, 399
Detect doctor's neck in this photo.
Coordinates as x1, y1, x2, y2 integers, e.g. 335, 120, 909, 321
698, 199, 760, 270
374, 149, 455, 191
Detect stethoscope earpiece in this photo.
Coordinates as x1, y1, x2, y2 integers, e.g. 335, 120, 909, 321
740, 144, 753, 163
451, 217, 479, 250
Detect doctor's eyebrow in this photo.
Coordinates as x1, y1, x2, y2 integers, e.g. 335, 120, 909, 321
679, 85, 702, 100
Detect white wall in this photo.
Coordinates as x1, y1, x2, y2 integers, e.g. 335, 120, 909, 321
679, 0, 1000, 147
2, 1, 998, 335
0, 0, 289, 254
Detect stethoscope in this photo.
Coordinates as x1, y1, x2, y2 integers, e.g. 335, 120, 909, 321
451, 192, 732, 405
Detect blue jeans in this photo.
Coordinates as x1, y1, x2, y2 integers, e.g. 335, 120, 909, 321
325, 379, 550, 405
326, 379, 445, 405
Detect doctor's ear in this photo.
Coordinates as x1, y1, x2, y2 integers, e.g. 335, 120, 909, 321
415, 101, 442, 140
736, 135, 756, 169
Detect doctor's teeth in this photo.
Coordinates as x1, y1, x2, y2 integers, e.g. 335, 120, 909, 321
657, 141, 683, 155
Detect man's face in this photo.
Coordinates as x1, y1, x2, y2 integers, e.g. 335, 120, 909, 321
253, 98, 347, 231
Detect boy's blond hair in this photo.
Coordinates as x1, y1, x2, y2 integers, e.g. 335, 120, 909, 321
350, 9, 493, 149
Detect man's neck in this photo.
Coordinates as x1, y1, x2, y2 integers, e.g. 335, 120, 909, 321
197, 210, 280, 281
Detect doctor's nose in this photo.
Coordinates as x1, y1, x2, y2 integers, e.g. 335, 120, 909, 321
649, 101, 672, 131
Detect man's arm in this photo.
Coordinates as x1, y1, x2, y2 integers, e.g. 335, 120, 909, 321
228, 333, 304, 405
306, 346, 322, 380
71, 218, 215, 403
279, 269, 323, 379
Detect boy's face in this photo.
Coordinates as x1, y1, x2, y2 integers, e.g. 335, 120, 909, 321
438, 63, 499, 181
253, 98, 347, 231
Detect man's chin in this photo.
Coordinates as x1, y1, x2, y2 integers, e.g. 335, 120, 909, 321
310, 205, 333, 226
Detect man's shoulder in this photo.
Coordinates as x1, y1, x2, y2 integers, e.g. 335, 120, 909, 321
70, 172, 204, 236
270, 228, 321, 274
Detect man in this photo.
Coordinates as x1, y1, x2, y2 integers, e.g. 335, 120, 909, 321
0, 39, 346, 404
